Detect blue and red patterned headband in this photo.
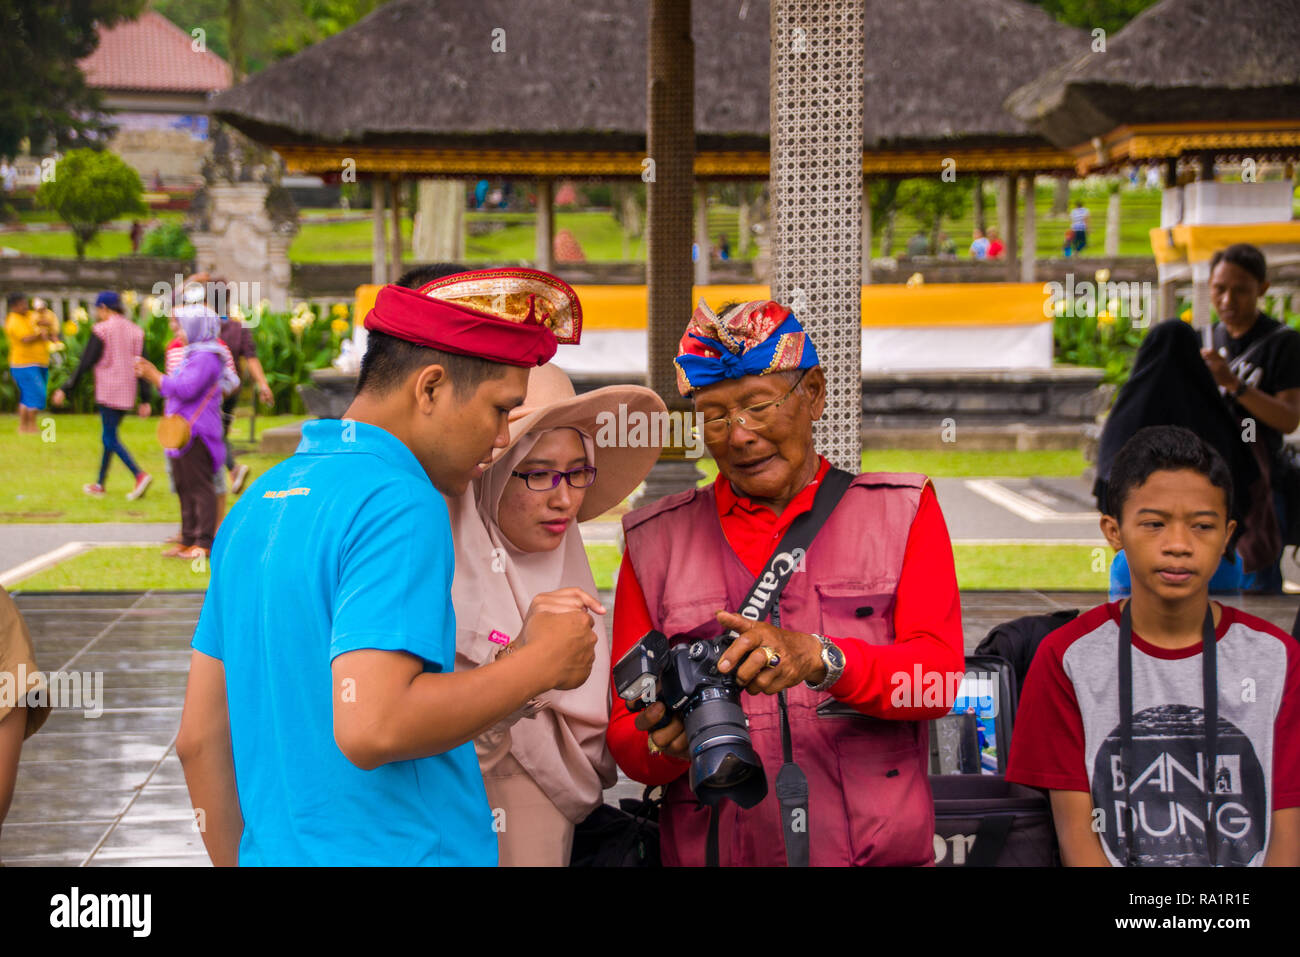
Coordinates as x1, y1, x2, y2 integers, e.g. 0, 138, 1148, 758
673, 299, 820, 396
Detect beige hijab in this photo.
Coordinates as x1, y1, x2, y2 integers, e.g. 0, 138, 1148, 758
450, 428, 617, 823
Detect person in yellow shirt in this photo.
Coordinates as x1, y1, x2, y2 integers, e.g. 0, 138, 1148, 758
5, 293, 54, 434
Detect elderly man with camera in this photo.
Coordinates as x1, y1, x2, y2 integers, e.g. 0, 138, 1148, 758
607, 299, 965, 866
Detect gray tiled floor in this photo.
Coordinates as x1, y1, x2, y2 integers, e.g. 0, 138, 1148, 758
4, 588, 1297, 866
3, 592, 191, 867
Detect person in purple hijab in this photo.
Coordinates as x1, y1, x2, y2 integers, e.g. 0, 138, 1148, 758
135, 302, 239, 558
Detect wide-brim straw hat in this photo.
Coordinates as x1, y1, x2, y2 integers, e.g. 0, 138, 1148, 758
496, 363, 667, 521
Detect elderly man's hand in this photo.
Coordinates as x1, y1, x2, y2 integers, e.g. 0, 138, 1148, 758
633, 702, 689, 761
714, 610, 826, 695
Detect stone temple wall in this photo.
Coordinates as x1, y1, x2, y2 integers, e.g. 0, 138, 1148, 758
189, 183, 295, 310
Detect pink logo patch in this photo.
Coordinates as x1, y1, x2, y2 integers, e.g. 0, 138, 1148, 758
489, 629, 512, 646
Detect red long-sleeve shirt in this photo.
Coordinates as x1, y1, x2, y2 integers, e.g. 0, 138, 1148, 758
608, 458, 965, 785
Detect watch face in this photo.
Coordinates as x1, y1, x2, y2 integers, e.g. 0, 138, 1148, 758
827, 644, 845, 669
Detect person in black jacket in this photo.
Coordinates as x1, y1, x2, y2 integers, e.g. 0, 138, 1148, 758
1201, 244, 1300, 594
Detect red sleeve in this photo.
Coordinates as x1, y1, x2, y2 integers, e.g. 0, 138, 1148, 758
825, 482, 965, 719
606, 548, 690, 786
1272, 634, 1300, 809
1005, 635, 1089, 792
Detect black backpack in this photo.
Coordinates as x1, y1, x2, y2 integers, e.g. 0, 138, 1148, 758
974, 608, 1080, 697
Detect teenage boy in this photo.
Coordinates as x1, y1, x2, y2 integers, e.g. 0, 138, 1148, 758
177, 269, 600, 866
1008, 425, 1300, 866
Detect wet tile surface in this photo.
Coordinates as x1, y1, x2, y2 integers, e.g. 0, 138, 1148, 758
3, 592, 201, 867
4, 589, 1296, 866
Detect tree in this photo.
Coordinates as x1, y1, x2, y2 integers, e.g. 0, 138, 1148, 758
869, 180, 900, 256
1026, 0, 1158, 34
37, 149, 147, 258
151, 0, 388, 74
897, 178, 972, 253
0, 0, 145, 159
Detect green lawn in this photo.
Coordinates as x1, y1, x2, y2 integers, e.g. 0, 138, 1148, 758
954, 544, 1112, 591
12, 541, 1109, 592
12, 183, 1260, 263
14, 541, 624, 591
0, 212, 184, 259
286, 210, 644, 263
0, 412, 305, 522
15, 545, 216, 591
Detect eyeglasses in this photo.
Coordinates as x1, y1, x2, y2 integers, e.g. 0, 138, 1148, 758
698, 369, 809, 442
510, 466, 598, 492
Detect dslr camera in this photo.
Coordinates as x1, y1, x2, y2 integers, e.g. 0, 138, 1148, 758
613, 629, 767, 809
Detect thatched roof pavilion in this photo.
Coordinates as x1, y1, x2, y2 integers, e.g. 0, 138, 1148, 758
211, 0, 1083, 178
1006, 0, 1300, 175
859, 0, 1085, 174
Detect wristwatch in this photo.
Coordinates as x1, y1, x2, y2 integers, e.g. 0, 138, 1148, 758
805, 634, 846, 693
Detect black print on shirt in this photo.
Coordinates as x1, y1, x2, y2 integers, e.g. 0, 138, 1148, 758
1091, 704, 1266, 866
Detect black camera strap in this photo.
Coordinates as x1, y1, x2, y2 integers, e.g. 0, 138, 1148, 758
1117, 601, 1219, 866
705, 466, 854, 867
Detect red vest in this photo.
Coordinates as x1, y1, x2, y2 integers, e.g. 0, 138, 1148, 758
622, 472, 935, 866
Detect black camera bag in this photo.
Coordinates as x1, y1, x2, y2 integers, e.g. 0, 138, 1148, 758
930, 774, 1059, 866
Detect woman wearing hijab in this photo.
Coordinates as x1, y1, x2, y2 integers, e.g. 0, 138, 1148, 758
449, 362, 666, 866
135, 297, 240, 559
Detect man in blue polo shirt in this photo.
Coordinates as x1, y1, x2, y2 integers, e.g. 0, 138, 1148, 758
177, 270, 602, 865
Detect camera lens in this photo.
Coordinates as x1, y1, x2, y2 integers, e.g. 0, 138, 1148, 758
683, 688, 767, 809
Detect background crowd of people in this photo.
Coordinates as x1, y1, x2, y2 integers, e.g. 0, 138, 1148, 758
5, 275, 273, 558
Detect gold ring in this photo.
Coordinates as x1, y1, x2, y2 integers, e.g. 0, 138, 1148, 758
761, 646, 781, 668
647, 736, 662, 756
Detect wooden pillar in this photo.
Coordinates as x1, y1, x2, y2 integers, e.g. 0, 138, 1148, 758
997, 175, 1013, 248
1191, 154, 1217, 326
1052, 174, 1070, 216
1020, 173, 1036, 283
638, 0, 699, 501
694, 181, 710, 286
862, 178, 873, 283
1196, 151, 1216, 182
371, 178, 387, 286
388, 175, 403, 283
413, 179, 464, 263
1003, 172, 1018, 281
534, 178, 554, 271
972, 176, 986, 233
1104, 187, 1122, 256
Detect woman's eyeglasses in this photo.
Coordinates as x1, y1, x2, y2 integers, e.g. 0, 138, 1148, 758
510, 466, 598, 491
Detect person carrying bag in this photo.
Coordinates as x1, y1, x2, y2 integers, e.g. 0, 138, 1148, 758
135, 302, 239, 560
